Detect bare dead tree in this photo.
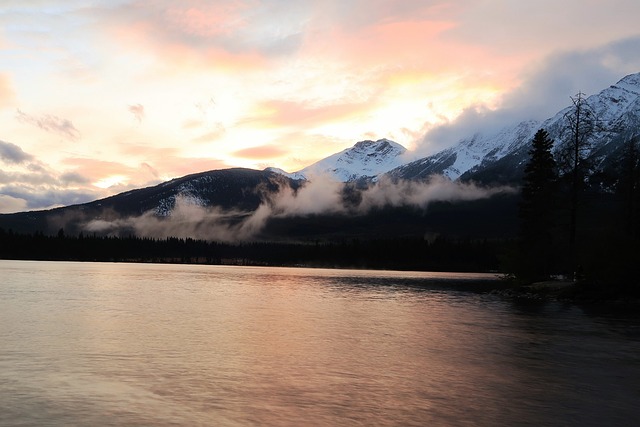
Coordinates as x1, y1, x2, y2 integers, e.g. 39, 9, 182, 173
558, 92, 603, 277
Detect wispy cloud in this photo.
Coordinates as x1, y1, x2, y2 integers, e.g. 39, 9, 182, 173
141, 162, 159, 179
15, 109, 81, 141
128, 103, 145, 123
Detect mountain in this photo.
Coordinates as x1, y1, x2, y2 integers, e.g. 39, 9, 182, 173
0, 165, 519, 240
270, 73, 639, 185
0, 168, 299, 235
1, 73, 638, 242
292, 138, 407, 181
388, 120, 540, 183
388, 72, 640, 185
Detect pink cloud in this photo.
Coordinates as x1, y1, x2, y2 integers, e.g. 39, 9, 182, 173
128, 103, 145, 122
163, 2, 249, 38
63, 158, 140, 178
106, 2, 272, 72
0, 74, 14, 109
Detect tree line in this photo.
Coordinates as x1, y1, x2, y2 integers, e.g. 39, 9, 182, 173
514, 92, 640, 285
0, 228, 505, 272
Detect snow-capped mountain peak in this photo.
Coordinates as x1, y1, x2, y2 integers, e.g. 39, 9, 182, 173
294, 138, 407, 182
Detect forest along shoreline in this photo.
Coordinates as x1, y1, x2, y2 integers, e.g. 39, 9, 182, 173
1, 215, 638, 306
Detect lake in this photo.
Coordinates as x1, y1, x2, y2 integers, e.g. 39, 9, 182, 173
1, 260, 639, 426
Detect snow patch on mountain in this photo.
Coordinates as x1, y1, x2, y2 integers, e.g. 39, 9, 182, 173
443, 120, 541, 179
155, 183, 208, 217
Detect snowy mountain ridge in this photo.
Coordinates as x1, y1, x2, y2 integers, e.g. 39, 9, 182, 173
388, 72, 640, 183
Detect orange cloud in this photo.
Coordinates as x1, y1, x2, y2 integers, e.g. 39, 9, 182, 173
62, 154, 229, 188
117, 144, 179, 159
109, 144, 228, 178
233, 145, 289, 159
63, 158, 141, 179
162, 157, 229, 177
192, 127, 226, 143
244, 99, 377, 129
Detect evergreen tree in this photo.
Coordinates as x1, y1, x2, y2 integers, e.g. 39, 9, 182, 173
617, 135, 640, 240
518, 128, 557, 280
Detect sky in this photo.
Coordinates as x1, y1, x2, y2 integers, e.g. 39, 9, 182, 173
1, 0, 640, 213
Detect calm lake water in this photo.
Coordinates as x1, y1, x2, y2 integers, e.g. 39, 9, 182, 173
1, 260, 639, 426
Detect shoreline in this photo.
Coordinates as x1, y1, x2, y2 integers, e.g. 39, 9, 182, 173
489, 279, 640, 308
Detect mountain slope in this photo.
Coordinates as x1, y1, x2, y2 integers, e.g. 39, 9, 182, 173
388, 72, 640, 184
0, 168, 297, 235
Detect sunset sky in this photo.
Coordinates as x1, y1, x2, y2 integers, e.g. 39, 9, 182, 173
1, 0, 640, 213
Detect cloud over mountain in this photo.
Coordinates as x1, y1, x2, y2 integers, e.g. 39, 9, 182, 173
416, 36, 640, 157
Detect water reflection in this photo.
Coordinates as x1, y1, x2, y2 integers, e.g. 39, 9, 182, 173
0, 261, 639, 426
